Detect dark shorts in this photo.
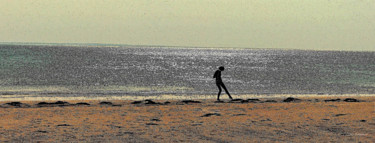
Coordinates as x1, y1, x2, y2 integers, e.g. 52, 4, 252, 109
216, 81, 224, 86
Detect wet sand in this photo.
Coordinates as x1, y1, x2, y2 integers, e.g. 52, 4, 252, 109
0, 96, 374, 142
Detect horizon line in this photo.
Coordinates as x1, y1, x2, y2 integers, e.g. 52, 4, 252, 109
0, 41, 373, 52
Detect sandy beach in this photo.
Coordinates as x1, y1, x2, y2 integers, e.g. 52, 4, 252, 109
0, 96, 374, 142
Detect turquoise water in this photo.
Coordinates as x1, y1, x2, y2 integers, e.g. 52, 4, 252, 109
0, 47, 52, 85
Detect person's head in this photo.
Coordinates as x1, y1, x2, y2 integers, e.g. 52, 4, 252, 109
219, 66, 225, 71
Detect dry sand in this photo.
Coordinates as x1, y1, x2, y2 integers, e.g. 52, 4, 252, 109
0, 96, 374, 142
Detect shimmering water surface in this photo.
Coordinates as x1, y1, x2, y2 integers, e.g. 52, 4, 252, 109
1, 45, 374, 97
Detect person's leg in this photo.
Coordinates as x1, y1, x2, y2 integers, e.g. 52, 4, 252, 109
216, 83, 222, 101
220, 83, 233, 99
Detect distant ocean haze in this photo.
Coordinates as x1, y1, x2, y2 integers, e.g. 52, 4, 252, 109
0, 45, 374, 96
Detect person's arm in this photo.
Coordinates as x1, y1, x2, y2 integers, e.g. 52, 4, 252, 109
213, 70, 218, 78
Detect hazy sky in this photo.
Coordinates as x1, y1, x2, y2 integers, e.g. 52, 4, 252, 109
1, 0, 374, 51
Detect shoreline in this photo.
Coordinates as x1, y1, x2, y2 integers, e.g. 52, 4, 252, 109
0, 93, 375, 101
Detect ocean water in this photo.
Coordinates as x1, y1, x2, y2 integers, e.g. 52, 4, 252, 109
0, 44, 374, 98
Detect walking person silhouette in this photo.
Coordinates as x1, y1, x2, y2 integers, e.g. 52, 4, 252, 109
213, 66, 233, 101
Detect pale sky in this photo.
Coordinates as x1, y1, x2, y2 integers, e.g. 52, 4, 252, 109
0, 0, 374, 51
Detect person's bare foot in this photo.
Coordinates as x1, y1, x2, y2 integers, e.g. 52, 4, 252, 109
215, 100, 224, 103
